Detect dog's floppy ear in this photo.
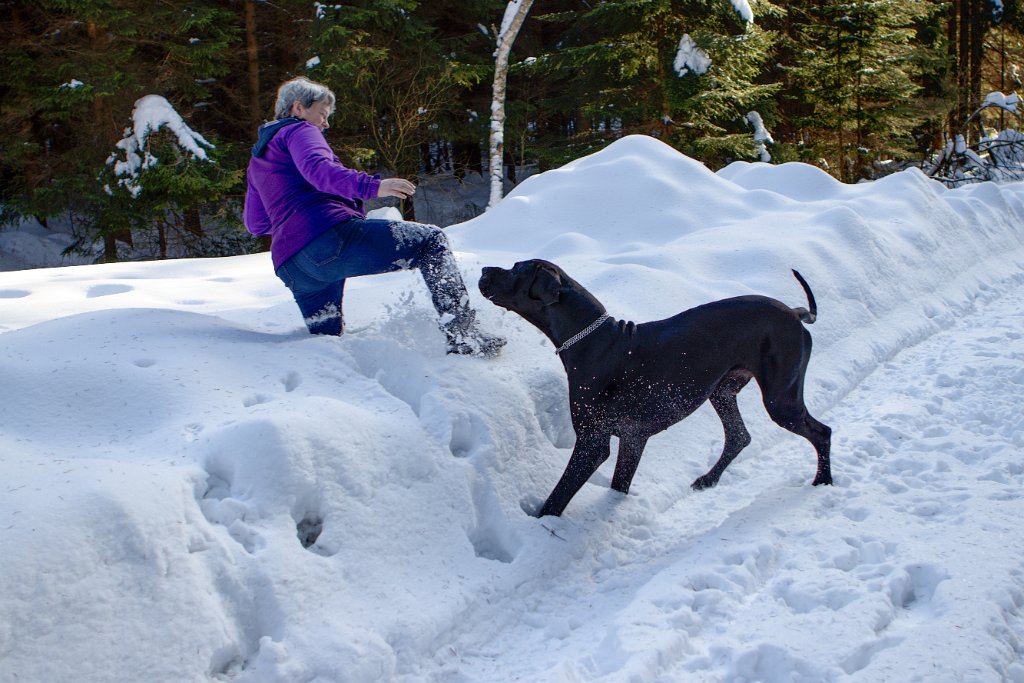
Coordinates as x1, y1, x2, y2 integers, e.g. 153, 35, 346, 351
528, 263, 562, 306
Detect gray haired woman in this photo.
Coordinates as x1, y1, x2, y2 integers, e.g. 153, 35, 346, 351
244, 77, 504, 356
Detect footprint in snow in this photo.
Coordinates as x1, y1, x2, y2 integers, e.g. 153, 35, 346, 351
243, 394, 273, 408
86, 283, 133, 298
197, 470, 263, 554
291, 497, 335, 555
182, 423, 204, 442
295, 516, 324, 549
465, 475, 519, 564
829, 536, 893, 573
281, 371, 301, 392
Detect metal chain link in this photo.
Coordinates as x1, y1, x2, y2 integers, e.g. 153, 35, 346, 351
554, 313, 610, 355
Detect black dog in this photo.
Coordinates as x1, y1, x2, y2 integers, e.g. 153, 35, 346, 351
478, 259, 832, 517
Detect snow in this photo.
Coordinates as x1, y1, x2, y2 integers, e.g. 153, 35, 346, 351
3, 134, 1024, 681
746, 111, 774, 162
498, 0, 526, 45
0, 216, 93, 271
730, 0, 755, 23
314, 3, 343, 20
674, 35, 711, 77
983, 91, 1020, 115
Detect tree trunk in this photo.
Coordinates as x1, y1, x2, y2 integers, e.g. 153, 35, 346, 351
998, 28, 1006, 130
402, 196, 416, 222
947, 8, 960, 136
185, 207, 203, 237
657, 14, 672, 140
88, 20, 132, 258
958, 0, 972, 134
969, 0, 985, 125
488, 0, 535, 209
245, 0, 262, 130
103, 233, 118, 262
158, 221, 168, 259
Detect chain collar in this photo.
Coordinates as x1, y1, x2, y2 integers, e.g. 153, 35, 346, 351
554, 313, 610, 355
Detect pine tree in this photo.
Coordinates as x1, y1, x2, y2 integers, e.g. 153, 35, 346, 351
0, 0, 246, 260
521, 0, 781, 167
0, 1, 140, 244
786, 0, 946, 180
100, 95, 244, 259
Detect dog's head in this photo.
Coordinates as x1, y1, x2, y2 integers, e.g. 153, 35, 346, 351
479, 259, 565, 314
479, 259, 607, 348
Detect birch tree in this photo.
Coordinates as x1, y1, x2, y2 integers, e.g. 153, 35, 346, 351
489, 0, 534, 208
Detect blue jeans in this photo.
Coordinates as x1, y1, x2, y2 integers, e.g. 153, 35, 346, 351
275, 218, 470, 335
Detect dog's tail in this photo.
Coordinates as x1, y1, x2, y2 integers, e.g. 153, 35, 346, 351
791, 269, 817, 324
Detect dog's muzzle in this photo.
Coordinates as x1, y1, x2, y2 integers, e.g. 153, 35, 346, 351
478, 266, 508, 301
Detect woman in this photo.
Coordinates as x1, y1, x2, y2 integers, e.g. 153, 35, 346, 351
244, 76, 504, 356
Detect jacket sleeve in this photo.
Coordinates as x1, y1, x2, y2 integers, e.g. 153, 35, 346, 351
243, 174, 272, 235
285, 123, 381, 200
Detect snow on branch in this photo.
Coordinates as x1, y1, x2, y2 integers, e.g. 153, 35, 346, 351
674, 0, 753, 79
923, 90, 1022, 187
314, 3, 343, 20
991, 0, 1004, 22
674, 35, 711, 77
106, 95, 214, 198
746, 111, 774, 162
730, 0, 754, 23
982, 91, 1019, 115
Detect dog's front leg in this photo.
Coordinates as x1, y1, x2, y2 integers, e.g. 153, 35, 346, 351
537, 432, 610, 517
610, 435, 649, 494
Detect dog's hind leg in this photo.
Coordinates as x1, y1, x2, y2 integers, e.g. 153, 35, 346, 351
692, 370, 753, 491
806, 416, 833, 485
611, 435, 650, 494
762, 391, 833, 486
538, 431, 611, 517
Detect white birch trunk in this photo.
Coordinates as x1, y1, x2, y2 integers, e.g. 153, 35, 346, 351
488, 0, 534, 209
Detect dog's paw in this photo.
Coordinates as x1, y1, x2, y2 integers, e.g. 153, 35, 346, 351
691, 475, 718, 491
812, 472, 834, 486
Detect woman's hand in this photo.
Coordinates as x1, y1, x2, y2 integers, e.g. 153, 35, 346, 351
377, 178, 416, 200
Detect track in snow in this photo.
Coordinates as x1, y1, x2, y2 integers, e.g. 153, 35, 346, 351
413, 276, 1024, 683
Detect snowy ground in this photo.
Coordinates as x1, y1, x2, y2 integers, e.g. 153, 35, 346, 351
0, 216, 93, 271
2, 135, 1024, 682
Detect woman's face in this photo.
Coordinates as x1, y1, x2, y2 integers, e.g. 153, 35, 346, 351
292, 99, 332, 131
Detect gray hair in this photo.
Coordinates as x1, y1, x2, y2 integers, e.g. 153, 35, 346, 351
274, 77, 336, 120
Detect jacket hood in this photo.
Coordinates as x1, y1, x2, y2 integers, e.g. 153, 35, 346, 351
251, 117, 303, 158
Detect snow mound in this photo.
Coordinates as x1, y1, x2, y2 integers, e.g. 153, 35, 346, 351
3, 136, 1024, 681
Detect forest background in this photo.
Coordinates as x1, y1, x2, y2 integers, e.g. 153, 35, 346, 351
1, 0, 1022, 263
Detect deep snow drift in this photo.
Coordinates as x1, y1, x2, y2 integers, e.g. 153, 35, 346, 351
2, 135, 1024, 682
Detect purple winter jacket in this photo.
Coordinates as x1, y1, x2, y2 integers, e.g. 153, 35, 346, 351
244, 120, 382, 270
